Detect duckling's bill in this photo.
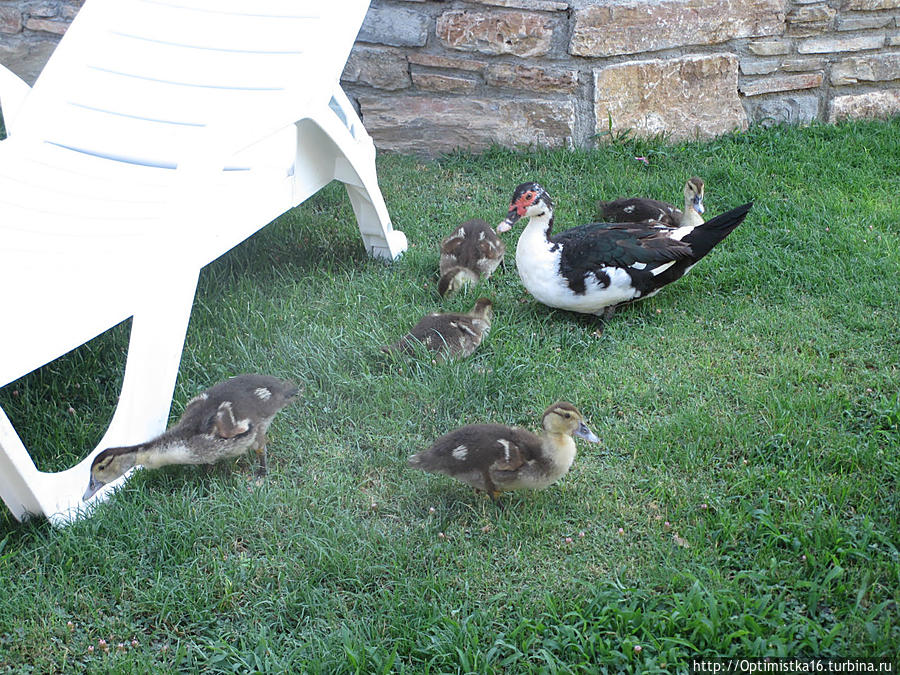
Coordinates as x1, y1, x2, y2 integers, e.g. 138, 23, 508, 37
574, 421, 601, 444
83, 475, 105, 501
692, 194, 705, 215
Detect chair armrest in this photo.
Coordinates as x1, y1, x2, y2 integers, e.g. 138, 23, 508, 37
0, 63, 30, 136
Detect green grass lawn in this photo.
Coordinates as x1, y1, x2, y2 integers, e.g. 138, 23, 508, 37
1, 119, 898, 672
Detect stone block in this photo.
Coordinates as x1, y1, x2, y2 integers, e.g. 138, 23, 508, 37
798, 34, 884, 52
470, 0, 569, 9
740, 59, 780, 75
889, 34, 900, 46
786, 5, 836, 35
831, 53, 900, 84
782, 57, 827, 71
836, 13, 893, 30
358, 5, 429, 47
24, 17, 67, 35
739, 72, 823, 95
0, 38, 57, 85
748, 39, 792, 55
411, 71, 479, 93
750, 94, 820, 125
342, 46, 410, 91
358, 95, 575, 155
437, 10, 554, 57
407, 53, 488, 72
593, 54, 748, 141
843, 0, 900, 9
484, 63, 578, 92
0, 7, 23, 34
828, 89, 900, 121
26, 2, 58, 18
570, 0, 786, 58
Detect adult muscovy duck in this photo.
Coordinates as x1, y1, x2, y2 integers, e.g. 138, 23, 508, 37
496, 182, 752, 318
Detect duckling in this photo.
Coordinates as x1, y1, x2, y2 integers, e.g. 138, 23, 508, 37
496, 182, 752, 319
596, 177, 706, 228
409, 402, 600, 500
83, 374, 300, 501
438, 219, 505, 297
382, 298, 493, 362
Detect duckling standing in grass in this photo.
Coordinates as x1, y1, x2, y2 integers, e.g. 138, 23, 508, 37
438, 219, 505, 297
409, 402, 600, 500
382, 298, 493, 362
596, 177, 706, 228
83, 374, 300, 501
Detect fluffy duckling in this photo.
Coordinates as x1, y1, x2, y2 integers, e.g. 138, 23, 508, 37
497, 181, 751, 319
83, 374, 300, 500
596, 177, 706, 228
382, 298, 492, 362
409, 402, 600, 500
438, 219, 505, 297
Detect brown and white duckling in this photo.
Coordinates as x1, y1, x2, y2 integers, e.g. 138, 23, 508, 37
409, 402, 600, 500
382, 298, 493, 362
496, 182, 752, 319
83, 374, 300, 500
596, 177, 706, 228
438, 219, 505, 297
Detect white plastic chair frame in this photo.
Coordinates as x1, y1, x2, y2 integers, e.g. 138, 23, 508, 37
0, 0, 407, 525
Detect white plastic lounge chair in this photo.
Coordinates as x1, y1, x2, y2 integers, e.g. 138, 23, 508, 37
0, 0, 407, 525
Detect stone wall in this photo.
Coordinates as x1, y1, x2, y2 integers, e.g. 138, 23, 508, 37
1, 0, 897, 155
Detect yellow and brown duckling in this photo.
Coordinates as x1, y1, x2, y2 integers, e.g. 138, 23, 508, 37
438, 219, 505, 297
408, 402, 600, 500
83, 374, 300, 500
382, 298, 493, 362
596, 177, 706, 228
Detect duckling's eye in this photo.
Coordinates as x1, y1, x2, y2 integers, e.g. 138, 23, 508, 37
563, 412, 572, 419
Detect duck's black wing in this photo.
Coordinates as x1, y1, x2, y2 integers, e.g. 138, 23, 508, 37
553, 221, 693, 269
550, 222, 693, 296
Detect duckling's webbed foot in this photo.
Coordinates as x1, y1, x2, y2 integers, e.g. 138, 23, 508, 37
254, 441, 268, 481
482, 471, 502, 502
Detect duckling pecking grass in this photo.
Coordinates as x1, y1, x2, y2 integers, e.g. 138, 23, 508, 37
382, 298, 493, 362
83, 374, 300, 501
438, 219, 505, 298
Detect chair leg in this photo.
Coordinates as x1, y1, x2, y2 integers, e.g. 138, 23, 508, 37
0, 268, 199, 525
322, 89, 408, 261
0, 406, 43, 521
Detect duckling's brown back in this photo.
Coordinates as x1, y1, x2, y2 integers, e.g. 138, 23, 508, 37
388, 304, 490, 359
410, 424, 540, 474
596, 198, 682, 226
441, 219, 505, 272
175, 374, 299, 435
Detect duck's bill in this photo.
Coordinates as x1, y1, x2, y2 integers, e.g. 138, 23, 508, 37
575, 421, 601, 444
496, 208, 521, 234
83, 476, 105, 501
693, 196, 705, 215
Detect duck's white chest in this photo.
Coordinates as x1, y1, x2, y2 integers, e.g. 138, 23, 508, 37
514, 221, 642, 314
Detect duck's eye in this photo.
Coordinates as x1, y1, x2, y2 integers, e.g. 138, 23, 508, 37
525, 191, 534, 201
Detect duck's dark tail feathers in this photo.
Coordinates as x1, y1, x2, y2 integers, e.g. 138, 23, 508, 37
683, 202, 753, 262
651, 202, 752, 287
